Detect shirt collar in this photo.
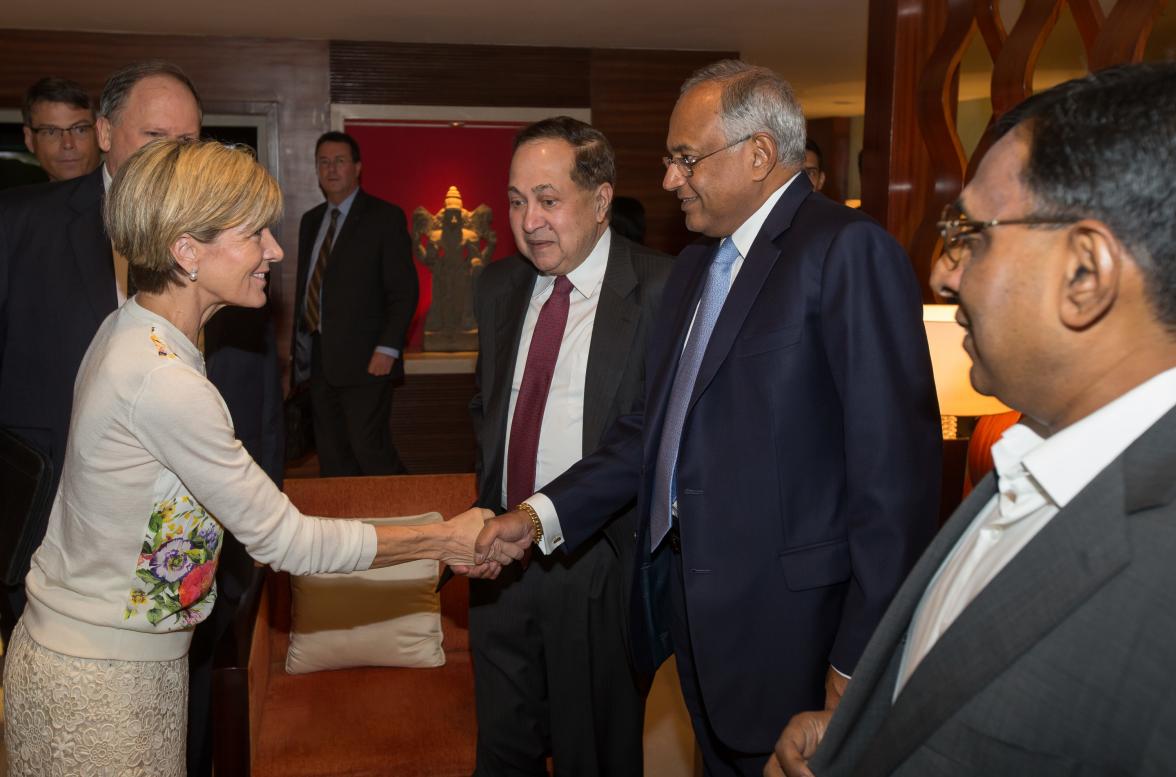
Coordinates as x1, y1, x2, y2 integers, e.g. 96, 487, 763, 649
327, 187, 360, 219
727, 171, 803, 259
532, 227, 611, 301
1022, 366, 1176, 507
102, 163, 113, 193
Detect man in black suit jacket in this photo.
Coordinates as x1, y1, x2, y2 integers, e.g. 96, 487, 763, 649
769, 63, 1176, 777
468, 118, 670, 776
477, 61, 941, 775
292, 131, 418, 476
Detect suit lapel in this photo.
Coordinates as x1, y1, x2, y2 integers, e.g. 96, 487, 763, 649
296, 202, 328, 313
643, 242, 711, 450
326, 190, 366, 265
582, 234, 640, 451
68, 169, 116, 322
483, 257, 538, 500
687, 178, 810, 411
852, 409, 1176, 776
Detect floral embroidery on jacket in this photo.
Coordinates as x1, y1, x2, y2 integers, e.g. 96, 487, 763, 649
124, 496, 223, 627
149, 326, 178, 359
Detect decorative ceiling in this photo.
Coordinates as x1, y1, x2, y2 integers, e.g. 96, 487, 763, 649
5, 0, 1174, 117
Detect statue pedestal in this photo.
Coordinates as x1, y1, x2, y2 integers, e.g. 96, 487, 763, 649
390, 351, 477, 474
404, 350, 476, 375
423, 330, 479, 353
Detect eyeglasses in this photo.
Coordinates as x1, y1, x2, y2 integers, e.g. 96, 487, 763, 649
937, 204, 1080, 269
28, 123, 94, 141
662, 135, 753, 178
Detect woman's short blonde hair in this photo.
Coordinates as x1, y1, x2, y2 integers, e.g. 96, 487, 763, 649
105, 139, 283, 293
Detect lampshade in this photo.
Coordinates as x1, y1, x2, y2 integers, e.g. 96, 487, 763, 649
923, 305, 1009, 417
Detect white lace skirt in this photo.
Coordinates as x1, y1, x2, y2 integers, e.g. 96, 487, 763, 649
2, 619, 188, 777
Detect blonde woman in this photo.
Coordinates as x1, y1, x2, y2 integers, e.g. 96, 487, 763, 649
1, 139, 519, 776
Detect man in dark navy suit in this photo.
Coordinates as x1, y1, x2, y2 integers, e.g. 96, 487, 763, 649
475, 60, 941, 775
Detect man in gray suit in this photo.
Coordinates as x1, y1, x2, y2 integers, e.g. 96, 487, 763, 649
468, 117, 671, 776
768, 62, 1176, 777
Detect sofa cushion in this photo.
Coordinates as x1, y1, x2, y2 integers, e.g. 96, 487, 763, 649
286, 513, 445, 674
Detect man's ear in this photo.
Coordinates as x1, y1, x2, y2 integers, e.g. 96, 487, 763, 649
1059, 220, 1121, 331
749, 132, 778, 182
594, 182, 614, 224
96, 116, 113, 155
22, 126, 35, 155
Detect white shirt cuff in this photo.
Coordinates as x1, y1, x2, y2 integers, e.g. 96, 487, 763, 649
832, 665, 851, 680
525, 493, 565, 554
374, 346, 401, 359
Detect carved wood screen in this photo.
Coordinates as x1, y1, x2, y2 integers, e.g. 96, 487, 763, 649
864, 0, 1168, 298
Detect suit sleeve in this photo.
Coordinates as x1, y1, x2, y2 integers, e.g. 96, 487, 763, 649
539, 398, 646, 552
819, 220, 941, 674
377, 205, 419, 353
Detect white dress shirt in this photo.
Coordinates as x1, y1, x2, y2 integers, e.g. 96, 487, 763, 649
895, 366, 1176, 698
528, 174, 801, 554
501, 229, 612, 541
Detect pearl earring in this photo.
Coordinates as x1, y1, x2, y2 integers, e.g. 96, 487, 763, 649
188, 268, 198, 282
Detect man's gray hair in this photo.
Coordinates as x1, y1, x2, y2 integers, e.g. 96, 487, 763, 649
681, 60, 806, 167
99, 60, 203, 124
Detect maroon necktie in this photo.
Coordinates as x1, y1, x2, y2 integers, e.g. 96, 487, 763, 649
507, 275, 574, 508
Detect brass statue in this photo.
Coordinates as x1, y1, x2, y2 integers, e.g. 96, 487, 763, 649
412, 186, 496, 352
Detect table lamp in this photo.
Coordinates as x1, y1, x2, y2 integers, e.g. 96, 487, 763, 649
923, 304, 1009, 438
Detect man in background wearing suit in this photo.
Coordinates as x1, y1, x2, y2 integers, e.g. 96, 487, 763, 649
21, 76, 102, 183
770, 63, 1176, 777
468, 117, 671, 776
477, 60, 941, 775
0, 60, 284, 777
292, 131, 418, 477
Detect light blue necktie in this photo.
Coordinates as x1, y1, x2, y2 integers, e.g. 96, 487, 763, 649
649, 238, 741, 552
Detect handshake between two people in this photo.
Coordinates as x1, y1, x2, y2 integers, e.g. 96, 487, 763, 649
440, 507, 537, 579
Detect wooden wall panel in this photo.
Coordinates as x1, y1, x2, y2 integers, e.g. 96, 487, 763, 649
864, 0, 1166, 303
862, 0, 946, 299
330, 41, 591, 107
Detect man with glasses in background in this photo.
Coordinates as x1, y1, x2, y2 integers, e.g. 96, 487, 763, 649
21, 77, 101, 183
477, 60, 941, 776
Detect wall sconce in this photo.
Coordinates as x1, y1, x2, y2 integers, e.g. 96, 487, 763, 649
923, 304, 1008, 438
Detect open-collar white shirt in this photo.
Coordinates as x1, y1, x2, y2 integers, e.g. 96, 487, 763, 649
896, 366, 1176, 698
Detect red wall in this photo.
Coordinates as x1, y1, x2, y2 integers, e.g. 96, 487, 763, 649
347, 120, 522, 350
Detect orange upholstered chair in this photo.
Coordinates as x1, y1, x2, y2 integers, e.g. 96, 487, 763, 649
212, 473, 479, 777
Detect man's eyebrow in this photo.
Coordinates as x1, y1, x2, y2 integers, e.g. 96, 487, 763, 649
667, 143, 695, 155
531, 183, 557, 195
